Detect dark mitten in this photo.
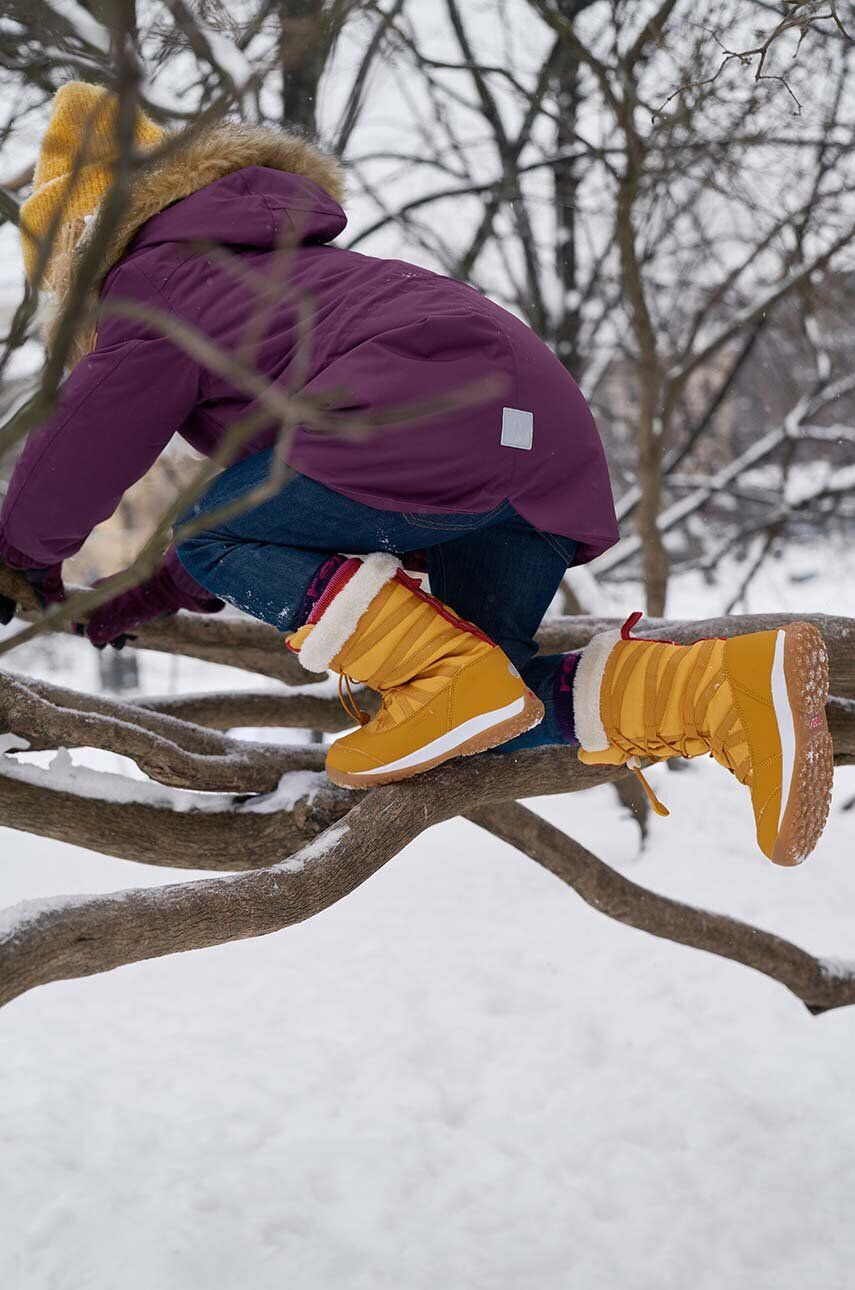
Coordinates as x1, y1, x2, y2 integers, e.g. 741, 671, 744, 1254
83, 554, 224, 647
23, 564, 66, 607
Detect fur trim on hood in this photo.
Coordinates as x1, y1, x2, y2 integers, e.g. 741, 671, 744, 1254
45, 120, 345, 366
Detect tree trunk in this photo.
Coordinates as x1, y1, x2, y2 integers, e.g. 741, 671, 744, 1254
614, 103, 669, 615
636, 393, 669, 616
279, 0, 328, 134
553, 33, 582, 372
551, 0, 598, 371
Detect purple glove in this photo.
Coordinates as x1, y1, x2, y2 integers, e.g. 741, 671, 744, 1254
82, 551, 224, 648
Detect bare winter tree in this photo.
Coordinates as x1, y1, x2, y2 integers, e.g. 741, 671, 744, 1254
0, 1, 853, 1013
344, 0, 855, 614
1, 558, 854, 1012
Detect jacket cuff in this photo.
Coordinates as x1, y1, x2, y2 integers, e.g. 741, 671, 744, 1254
0, 530, 45, 571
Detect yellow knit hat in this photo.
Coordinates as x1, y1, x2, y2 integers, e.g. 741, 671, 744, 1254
19, 81, 165, 284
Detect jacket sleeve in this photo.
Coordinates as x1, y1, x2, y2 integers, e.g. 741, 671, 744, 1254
0, 264, 199, 570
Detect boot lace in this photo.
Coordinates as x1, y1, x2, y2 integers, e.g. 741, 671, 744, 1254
338, 673, 370, 727
613, 614, 750, 819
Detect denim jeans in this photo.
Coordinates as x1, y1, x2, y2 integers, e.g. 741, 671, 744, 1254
176, 449, 578, 750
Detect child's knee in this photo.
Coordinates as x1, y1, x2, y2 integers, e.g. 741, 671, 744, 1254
174, 492, 225, 579
174, 516, 220, 586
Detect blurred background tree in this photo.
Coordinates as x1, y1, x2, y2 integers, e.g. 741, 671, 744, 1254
2, 0, 853, 630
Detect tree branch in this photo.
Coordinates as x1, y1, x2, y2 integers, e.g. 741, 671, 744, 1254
0, 748, 628, 1005
467, 801, 855, 1015
0, 669, 326, 790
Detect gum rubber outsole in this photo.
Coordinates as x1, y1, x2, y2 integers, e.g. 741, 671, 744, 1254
772, 621, 833, 867
326, 689, 545, 789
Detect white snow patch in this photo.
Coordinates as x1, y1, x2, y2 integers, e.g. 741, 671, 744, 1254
0, 750, 323, 815
203, 29, 255, 89
245, 770, 328, 814
0, 890, 100, 943
818, 956, 855, 982
275, 823, 350, 873
48, 0, 111, 52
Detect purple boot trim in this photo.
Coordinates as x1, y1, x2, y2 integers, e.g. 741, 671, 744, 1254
554, 652, 581, 745
295, 554, 348, 626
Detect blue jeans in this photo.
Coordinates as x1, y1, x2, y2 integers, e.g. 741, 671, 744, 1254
176, 449, 578, 750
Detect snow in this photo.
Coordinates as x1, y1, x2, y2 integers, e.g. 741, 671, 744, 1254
246, 769, 327, 814
202, 29, 256, 94
0, 750, 327, 817
1, 540, 855, 1287
47, 0, 111, 54
818, 955, 855, 983
1, 760, 855, 1288
275, 822, 349, 873
0, 746, 241, 813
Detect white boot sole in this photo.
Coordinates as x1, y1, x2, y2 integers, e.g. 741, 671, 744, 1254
327, 690, 544, 788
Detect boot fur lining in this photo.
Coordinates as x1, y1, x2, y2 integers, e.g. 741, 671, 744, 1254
573, 628, 622, 752
298, 553, 401, 674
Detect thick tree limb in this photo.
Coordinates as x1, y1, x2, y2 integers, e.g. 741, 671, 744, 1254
0, 745, 623, 872
536, 613, 855, 700
129, 611, 314, 684
0, 610, 852, 1010
0, 794, 402, 1008
0, 561, 314, 684
0, 669, 326, 790
2, 735, 853, 1010
126, 610, 855, 700
466, 801, 855, 1015
4, 560, 853, 700
139, 687, 378, 731
0, 749, 628, 1005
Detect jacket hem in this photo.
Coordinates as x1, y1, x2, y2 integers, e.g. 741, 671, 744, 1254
292, 467, 620, 565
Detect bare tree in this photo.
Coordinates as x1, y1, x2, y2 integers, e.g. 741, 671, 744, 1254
1, 560, 854, 1012
345, 0, 855, 613
0, 2, 853, 1016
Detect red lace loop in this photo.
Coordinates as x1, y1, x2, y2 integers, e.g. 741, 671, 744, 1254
621, 610, 644, 639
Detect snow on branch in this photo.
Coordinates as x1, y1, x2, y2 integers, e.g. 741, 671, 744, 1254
0, 609, 853, 1008
3, 732, 855, 1013
602, 374, 855, 577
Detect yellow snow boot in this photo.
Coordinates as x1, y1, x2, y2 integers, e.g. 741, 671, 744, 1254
573, 613, 833, 866
288, 555, 543, 787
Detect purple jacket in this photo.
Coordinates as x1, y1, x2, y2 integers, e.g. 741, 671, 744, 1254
0, 163, 618, 572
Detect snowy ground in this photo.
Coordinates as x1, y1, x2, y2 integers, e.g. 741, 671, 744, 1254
1, 545, 854, 1289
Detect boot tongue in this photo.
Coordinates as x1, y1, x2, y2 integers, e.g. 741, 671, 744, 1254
653, 639, 723, 756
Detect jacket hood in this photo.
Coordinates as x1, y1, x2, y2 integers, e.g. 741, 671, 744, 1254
90, 120, 346, 282
46, 121, 346, 365
126, 165, 347, 257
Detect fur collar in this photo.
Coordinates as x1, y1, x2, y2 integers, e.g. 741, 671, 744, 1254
46, 121, 345, 365
85, 120, 345, 287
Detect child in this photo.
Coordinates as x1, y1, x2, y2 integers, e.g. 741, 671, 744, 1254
0, 84, 833, 866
